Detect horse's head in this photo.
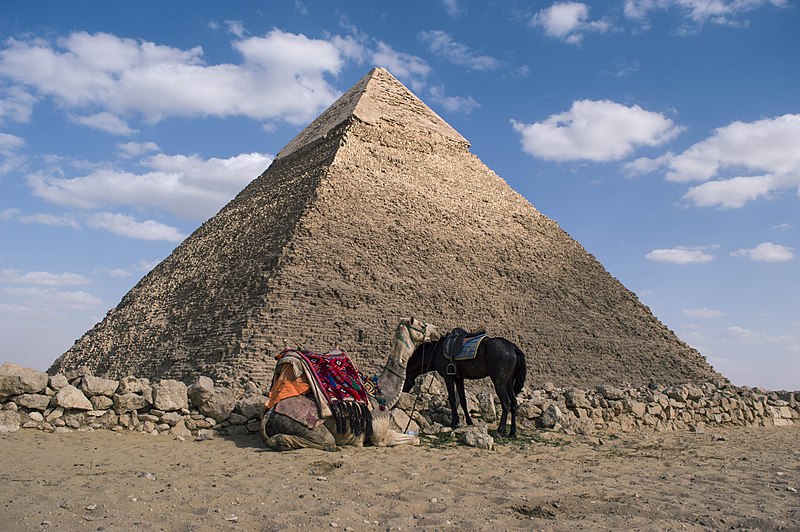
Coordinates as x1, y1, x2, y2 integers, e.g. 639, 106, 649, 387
402, 340, 436, 393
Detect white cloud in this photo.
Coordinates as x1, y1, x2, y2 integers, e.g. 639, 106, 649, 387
512, 100, 682, 162
427, 85, 480, 114
0, 269, 90, 286
87, 212, 185, 242
0, 132, 24, 150
662, 115, 800, 209
2, 286, 102, 309
419, 30, 500, 71
684, 173, 799, 209
94, 267, 131, 278
0, 84, 37, 123
0, 30, 352, 128
645, 246, 715, 264
726, 325, 799, 352
225, 21, 246, 38
731, 242, 794, 262
117, 141, 160, 158
371, 41, 431, 92
0, 208, 79, 228
624, 151, 674, 176
27, 151, 272, 221
441, 0, 465, 17
624, 0, 789, 29
69, 111, 136, 135
683, 307, 726, 318
666, 115, 800, 183
0, 132, 25, 175
531, 2, 611, 44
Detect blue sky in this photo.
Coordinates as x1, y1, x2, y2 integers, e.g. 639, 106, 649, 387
0, 1, 797, 389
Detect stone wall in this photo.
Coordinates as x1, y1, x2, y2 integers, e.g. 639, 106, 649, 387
1, 363, 796, 439
404, 375, 800, 436
0, 363, 267, 438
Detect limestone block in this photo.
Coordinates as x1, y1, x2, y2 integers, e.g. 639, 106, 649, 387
49, 374, 69, 391
597, 385, 625, 401
55, 385, 92, 410
564, 388, 591, 409
113, 392, 147, 414
0, 363, 48, 397
235, 395, 267, 419
540, 404, 563, 429
161, 412, 183, 426
187, 376, 215, 406
198, 387, 236, 422
90, 395, 113, 410
153, 380, 189, 411
455, 426, 494, 450
626, 400, 647, 418
477, 392, 497, 422
81, 375, 119, 397
15, 393, 52, 411
118, 376, 146, 394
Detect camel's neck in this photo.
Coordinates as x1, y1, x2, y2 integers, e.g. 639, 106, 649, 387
378, 319, 439, 409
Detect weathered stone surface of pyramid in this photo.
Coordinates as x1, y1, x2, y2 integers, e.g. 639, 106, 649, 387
50, 68, 723, 389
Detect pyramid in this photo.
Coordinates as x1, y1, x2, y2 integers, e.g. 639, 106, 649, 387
50, 68, 723, 389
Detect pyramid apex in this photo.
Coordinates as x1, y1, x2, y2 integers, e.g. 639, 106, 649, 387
276, 67, 468, 160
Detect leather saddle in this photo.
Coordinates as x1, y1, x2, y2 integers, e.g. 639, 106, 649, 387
442, 327, 486, 376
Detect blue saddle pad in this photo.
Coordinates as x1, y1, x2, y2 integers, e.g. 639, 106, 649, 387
453, 334, 488, 361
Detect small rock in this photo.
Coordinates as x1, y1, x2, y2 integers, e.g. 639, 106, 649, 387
0, 410, 21, 433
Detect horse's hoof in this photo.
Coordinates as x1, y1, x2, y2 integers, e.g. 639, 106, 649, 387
466, 419, 474, 426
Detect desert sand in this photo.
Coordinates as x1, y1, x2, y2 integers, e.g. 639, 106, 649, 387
1, 424, 799, 531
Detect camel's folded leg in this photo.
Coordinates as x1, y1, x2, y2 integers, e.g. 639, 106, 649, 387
369, 416, 420, 447
261, 410, 336, 452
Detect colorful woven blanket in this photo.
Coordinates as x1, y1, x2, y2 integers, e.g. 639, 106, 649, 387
278, 349, 372, 436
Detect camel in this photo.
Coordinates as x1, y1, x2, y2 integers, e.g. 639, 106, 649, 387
260, 317, 441, 451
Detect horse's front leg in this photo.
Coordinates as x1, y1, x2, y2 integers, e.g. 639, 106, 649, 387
455, 378, 473, 426
444, 376, 460, 429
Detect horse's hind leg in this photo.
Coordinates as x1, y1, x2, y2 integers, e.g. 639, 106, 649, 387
492, 380, 511, 435
455, 378, 473, 426
505, 379, 518, 438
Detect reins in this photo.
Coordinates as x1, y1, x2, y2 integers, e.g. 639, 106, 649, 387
403, 339, 437, 434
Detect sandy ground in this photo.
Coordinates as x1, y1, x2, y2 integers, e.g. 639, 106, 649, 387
1, 424, 799, 531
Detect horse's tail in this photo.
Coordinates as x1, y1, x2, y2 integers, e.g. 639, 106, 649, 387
513, 345, 527, 397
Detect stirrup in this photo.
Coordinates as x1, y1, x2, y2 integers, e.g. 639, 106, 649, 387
446, 362, 457, 376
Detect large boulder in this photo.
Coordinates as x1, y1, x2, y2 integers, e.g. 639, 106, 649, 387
49, 374, 69, 391
235, 395, 267, 420
198, 387, 236, 422
113, 392, 147, 414
187, 376, 215, 406
153, 380, 189, 411
0, 363, 48, 397
540, 404, 563, 429
118, 376, 146, 394
15, 393, 52, 411
81, 375, 119, 397
54, 385, 93, 410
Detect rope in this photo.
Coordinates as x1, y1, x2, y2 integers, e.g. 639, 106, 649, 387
403, 345, 435, 434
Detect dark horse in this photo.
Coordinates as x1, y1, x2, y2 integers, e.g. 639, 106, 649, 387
402, 333, 527, 437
